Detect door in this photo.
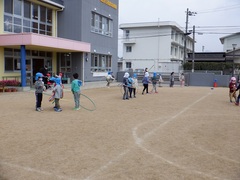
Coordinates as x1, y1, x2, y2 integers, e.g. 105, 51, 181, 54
32, 58, 44, 83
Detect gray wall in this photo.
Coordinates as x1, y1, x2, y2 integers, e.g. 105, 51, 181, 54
185, 73, 230, 87
57, 0, 119, 82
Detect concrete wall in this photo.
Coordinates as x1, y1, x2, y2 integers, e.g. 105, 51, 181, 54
185, 73, 230, 87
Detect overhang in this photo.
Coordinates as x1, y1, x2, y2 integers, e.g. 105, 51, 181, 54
0, 33, 91, 53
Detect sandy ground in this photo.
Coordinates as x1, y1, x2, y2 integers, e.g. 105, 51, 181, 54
0, 84, 240, 180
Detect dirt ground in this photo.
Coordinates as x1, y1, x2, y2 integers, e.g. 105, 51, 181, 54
0, 84, 240, 180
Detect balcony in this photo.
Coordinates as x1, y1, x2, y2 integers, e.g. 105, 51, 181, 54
122, 38, 136, 44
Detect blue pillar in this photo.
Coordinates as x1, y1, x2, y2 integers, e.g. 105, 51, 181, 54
20, 45, 26, 87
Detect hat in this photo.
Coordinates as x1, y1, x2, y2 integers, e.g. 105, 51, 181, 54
231, 77, 236, 81
124, 72, 129, 78
35, 72, 43, 81
49, 77, 61, 85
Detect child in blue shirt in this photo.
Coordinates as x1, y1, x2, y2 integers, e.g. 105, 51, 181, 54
71, 73, 82, 110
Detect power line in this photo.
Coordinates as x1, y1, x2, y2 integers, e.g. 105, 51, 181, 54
197, 3, 240, 14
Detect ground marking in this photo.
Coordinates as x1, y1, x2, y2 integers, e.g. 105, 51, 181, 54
132, 92, 230, 180
0, 161, 78, 180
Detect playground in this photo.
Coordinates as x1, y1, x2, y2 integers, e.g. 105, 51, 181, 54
0, 85, 240, 180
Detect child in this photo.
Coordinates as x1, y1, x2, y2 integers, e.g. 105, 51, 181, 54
158, 74, 164, 87
106, 72, 115, 87
169, 72, 174, 87
128, 75, 133, 98
35, 72, 45, 112
122, 72, 130, 100
142, 72, 150, 94
229, 77, 237, 103
235, 80, 240, 106
179, 73, 185, 87
131, 73, 138, 98
71, 73, 82, 110
150, 72, 158, 93
50, 77, 63, 112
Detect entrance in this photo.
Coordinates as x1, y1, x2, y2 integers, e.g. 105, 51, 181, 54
32, 58, 44, 83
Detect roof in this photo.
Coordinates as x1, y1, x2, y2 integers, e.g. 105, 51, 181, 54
219, 32, 240, 44
39, 0, 64, 9
119, 21, 183, 32
0, 33, 90, 53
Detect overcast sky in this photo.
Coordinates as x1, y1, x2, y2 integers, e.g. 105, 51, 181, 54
118, 0, 240, 56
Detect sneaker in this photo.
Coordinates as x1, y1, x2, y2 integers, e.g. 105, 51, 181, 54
74, 107, 80, 111
36, 108, 41, 112
235, 102, 239, 106
40, 107, 44, 111
55, 108, 62, 112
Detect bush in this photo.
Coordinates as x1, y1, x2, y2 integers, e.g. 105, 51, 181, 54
0, 80, 21, 86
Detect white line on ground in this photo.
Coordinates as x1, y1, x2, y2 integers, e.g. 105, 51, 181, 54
132, 92, 230, 180
0, 161, 78, 180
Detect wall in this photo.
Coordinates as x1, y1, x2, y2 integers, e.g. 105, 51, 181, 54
58, 0, 119, 82
185, 73, 230, 87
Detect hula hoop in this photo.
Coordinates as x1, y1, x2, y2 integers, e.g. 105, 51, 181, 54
80, 93, 96, 111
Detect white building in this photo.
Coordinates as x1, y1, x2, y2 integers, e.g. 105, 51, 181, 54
220, 32, 240, 52
119, 21, 193, 74
220, 32, 240, 74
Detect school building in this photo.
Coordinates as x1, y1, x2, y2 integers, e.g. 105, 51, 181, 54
0, 0, 119, 87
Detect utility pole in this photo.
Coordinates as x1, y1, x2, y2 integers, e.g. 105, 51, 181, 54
183, 8, 189, 64
183, 8, 197, 64
192, 25, 195, 73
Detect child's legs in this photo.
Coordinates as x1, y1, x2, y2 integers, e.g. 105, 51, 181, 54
129, 87, 132, 97
133, 88, 136, 96
55, 98, 60, 109
73, 92, 80, 108
36, 93, 42, 108
236, 94, 240, 103
153, 84, 157, 92
123, 86, 128, 99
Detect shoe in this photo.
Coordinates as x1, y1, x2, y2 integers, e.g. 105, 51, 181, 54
40, 107, 44, 111
235, 102, 239, 106
55, 108, 62, 112
74, 107, 80, 110
134, 96, 136, 98
36, 108, 41, 112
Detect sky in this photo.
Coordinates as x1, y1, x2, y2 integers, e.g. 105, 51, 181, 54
118, 0, 240, 56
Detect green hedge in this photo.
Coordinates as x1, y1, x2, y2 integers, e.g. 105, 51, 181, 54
183, 62, 236, 71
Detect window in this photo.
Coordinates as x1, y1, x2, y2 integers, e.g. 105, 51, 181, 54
126, 62, 131, 68
4, 0, 13, 14
60, 53, 71, 73
4, 0, 52, 35
91, 12, 113, 37
126, 46, 132, 52
4, 15, 13, 32
4, 48, 52, 72
4, 49, 20, 71
91, 54, 112, 72
125, 30, 130, 38
40, 6, 46, 22
32, 4, 38, 20
24, 1, 30, 18
14, 0, 22, 16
